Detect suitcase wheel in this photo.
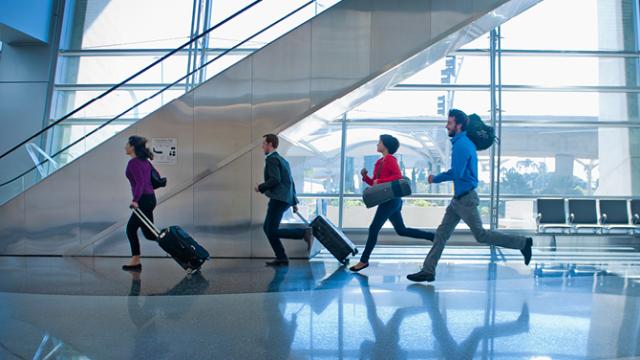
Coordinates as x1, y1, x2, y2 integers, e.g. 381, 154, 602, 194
341, 258, 349, 266
186, 268, 193, 274
352, 248, 359, 256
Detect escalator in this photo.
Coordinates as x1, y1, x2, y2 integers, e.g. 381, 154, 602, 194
0, 0, 540, 257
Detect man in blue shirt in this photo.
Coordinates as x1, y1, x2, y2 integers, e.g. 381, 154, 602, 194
407, 109, 533, 282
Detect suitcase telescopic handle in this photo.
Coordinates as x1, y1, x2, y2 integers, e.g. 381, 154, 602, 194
131, 206, 161, 238
295, 211, 310, 226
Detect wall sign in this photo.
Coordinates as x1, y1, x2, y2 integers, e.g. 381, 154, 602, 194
151, 138, 177, 165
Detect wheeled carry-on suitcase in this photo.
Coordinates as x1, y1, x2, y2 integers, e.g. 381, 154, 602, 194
132, 207, 210, 274
308, 215, 358, 265
362, 177, 412, 208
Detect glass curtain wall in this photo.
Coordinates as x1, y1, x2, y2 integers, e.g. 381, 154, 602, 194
50, 0, 640, 231
281, 0, 640, 230
497, 0, 640, 229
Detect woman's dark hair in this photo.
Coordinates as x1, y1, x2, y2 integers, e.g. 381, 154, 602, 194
379, 134, 400, 154
448, 108, 469, 131
128, 136, 154, 160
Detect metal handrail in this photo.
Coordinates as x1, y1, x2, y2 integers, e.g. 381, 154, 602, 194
0, 0, 317, 189
0, 0, 262, 162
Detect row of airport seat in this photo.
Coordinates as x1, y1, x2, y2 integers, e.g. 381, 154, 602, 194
536, 198, 640, 234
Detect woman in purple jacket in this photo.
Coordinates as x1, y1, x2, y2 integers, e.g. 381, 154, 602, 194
123, 136, 157, 271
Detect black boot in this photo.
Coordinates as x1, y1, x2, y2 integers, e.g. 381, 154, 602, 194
520, 237, 533, 266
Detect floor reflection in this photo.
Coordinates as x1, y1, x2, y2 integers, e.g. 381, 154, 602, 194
407, 284, 529, 359
264, 267, 298, 360
0, 246, 639, 359
127, 271, 210, 359
352, 266, 530, 359
355, 274, 416, 359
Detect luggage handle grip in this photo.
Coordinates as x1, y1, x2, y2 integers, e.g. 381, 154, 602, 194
131, 206, 161, 237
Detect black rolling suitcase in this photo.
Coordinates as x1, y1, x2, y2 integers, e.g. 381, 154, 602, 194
132, 207, 210, 274
362, 177, 412, 208
309, 215, 358, 265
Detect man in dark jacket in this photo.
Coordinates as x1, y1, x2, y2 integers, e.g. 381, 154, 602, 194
255, 134, 311, 266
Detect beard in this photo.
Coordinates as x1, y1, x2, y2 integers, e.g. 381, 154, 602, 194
448, 129, 455, 137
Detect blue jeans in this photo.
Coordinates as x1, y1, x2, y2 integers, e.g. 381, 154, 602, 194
264, 199, 306, 260
360, 198, 434, 263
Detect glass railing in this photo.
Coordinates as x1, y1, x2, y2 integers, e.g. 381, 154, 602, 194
0, 0, 340, 204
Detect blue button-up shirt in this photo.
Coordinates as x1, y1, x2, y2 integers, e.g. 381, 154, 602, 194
432, 131, 478, 196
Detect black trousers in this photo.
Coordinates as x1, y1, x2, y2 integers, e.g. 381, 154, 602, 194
263, 199, 306, 260
126, 194, 157, 256
360, 198, 435, 263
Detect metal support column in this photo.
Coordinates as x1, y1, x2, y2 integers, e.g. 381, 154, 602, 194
338, 114, 348, 228
198, 0, 213, 84
488, 29, 500, 231
185, 0, 199, 92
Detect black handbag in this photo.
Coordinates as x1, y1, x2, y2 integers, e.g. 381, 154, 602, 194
150, 165, 167, 189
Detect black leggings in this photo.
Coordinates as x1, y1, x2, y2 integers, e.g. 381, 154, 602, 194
126, 194, 157, 256
360, 198, 435, 263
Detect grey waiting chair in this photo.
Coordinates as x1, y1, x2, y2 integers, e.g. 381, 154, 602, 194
631, 199, 640, 225
599, 199, 637, 234
536, 199, 572, 233
568, 199, 603, 233
630, 200, 640, 234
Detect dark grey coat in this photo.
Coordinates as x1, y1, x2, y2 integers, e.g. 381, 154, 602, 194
258, 152, 299, 205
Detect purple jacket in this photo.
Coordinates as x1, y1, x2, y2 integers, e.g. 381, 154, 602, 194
126, 158, 154, 202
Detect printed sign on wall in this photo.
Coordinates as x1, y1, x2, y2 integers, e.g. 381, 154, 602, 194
151, 138, 177, 165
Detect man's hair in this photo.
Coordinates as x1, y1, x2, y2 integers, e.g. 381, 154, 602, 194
448, 109, 469, 131
263, 134, 279, 149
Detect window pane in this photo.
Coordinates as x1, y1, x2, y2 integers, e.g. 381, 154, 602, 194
56, 55, 189, 84
498, 124, 638, 196
65, 0, 194, 50
502, 56, 640, 87
51, 89, 183, 120
349, 90, 490, 119
401, 55, 490, 85
501, 0, 638, 51
279, 120, 343, 195
207, 0, 321, 49
501, 91, 640, 121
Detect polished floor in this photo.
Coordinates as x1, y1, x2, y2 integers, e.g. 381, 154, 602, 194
1, 242, 639, 359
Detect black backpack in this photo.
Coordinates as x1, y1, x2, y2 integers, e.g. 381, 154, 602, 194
467, 113, 497, 151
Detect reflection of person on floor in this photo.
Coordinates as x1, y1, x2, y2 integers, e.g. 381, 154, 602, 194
262, 266, 298, 360
127, 272, 210, 358
408, 284, 530, 360
355, 274, 424, 360
127, 272, 167, 359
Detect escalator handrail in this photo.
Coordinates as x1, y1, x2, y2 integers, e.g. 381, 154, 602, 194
0, 0, 262, 161
0, 0, 317, 189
